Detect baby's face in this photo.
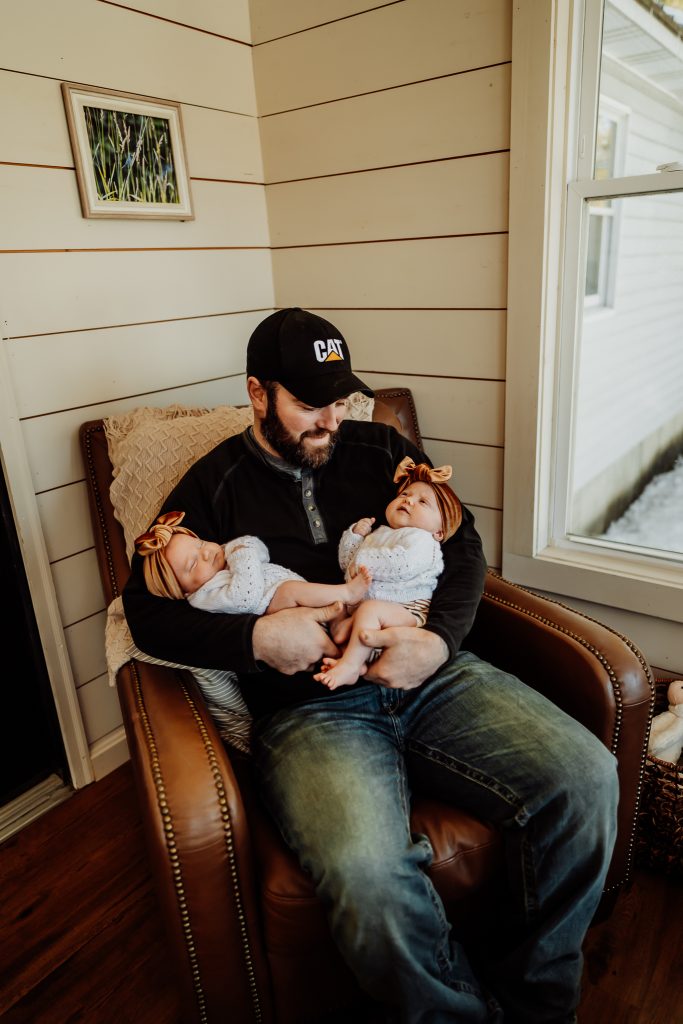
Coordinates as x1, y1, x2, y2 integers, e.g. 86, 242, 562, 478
165, 533, 226, 595
385, 482, 443, 540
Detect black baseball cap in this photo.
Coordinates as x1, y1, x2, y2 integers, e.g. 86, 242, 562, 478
246, 308, 373, 407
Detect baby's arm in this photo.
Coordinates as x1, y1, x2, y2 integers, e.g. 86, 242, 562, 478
355, 530, 442, 583
223, 535, 269, 563
189, 544, 268, 614
338, 518, 375, 572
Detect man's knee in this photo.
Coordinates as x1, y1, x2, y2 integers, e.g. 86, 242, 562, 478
548, 728, 618, 830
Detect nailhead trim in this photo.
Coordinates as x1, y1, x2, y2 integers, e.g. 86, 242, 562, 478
131, 662, 209, 1023
484, 570, 656, 891
83, 422, 262, 1021
177, 677, 263, 1022
82, 423, 120, 599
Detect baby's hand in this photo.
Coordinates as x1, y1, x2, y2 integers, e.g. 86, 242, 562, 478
353, 517, 375, 537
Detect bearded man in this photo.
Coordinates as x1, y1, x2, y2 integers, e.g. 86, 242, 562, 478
124, 308, 617, 1024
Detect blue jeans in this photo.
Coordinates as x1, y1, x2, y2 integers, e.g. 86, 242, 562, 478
253, 652, 618, 1023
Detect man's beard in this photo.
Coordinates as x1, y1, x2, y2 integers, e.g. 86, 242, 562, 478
261, 386, 339, 469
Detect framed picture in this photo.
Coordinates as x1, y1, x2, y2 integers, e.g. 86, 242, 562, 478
61, 83, 194, 220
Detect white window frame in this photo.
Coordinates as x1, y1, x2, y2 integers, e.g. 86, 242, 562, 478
503, 0, 683, 625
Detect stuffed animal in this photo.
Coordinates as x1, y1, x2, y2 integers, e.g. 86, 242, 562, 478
648, 680, 683, 763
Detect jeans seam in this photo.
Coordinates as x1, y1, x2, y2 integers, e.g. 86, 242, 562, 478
409, 738, 528, 821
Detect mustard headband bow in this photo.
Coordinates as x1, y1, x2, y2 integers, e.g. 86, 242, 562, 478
392, 457, 462, 541
393, 456, 453, 487
134, 510, 197, 557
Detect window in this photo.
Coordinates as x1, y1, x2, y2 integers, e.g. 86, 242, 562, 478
504, 0, 683, 624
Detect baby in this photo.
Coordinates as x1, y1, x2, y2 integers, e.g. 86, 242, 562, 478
134, 511, 371, 615
313, 456, 462, 690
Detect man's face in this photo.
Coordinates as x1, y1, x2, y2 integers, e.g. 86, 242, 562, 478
261, 383, 348, 469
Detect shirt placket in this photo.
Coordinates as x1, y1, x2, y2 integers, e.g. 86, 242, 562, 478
301, 469, 327, 544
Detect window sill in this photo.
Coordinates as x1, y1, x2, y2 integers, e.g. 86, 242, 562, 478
503, 545, 683, 625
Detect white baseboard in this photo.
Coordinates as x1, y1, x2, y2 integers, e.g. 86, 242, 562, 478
89, 726, 130, 780
0, 775, 73, 844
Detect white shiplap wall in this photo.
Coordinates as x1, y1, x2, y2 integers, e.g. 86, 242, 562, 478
2, 0, 512, 783
255, 0, 511, 567
0, 0, 273, 778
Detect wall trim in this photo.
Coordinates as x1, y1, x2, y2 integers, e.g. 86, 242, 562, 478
0, 329, 93, 789
90, 726, 129, 781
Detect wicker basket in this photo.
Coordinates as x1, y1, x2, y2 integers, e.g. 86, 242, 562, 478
635, 676, 683, 876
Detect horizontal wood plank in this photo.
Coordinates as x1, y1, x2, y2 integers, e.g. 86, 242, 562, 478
182, 105, 263, 182
0, 167, 269, 251
261, 64, 510, 181
0, 72, 75, 168
36, 482, 94, 563
108, 0, 252, 41
273, 235, 508, 311
9, 311, 261, 418
363, 371, 505, 447
469, 505, 501, 568
64, 612, 107, 690
0, 0, 256, 114
250, 0, 392, 44
52, 549, 105, 630
1, 250, 274, 336
267, 152, 509, 245
22, 377, 250, 494
423, 439, 504, 510
255, 0, 511, 115
77, 673, 123, 745
319, 308, 506, 380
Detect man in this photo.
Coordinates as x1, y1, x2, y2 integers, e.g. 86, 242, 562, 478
123, 308, 618, 1024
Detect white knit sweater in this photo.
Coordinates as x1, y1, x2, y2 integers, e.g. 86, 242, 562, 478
188, 535, 304, 616
338, 524, 443, 604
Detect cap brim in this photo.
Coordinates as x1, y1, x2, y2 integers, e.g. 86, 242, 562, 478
282, 372, 374, 407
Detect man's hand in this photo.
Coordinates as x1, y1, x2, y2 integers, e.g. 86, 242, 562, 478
361, 627, 449, 690
252, 603, 341, 675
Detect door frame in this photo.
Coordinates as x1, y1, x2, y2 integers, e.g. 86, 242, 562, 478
0, 328, 93, 789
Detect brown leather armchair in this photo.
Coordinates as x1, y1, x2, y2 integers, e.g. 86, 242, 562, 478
80, 389, 654, 1024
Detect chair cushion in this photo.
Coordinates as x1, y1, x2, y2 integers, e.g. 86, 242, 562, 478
105, 403, 255, 561
249, 794, 502, 954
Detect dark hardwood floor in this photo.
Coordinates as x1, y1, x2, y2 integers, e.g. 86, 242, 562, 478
1, 763, 681, 1023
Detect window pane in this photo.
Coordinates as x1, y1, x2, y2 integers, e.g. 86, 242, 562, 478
600, 1, 683, 177
569, 190, 683, 555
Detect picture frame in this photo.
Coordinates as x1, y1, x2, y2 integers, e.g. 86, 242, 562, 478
61, 83, 194, 220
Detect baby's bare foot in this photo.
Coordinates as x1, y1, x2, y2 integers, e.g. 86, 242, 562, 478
347, 564, 372, 602
314, 657, 361, 690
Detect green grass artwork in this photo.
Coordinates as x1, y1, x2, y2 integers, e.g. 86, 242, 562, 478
84, 106, 179, 204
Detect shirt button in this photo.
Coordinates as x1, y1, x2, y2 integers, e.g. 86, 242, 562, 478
308, 505, 316, 511
304, 489, 312, 497
314, 519, 321, 528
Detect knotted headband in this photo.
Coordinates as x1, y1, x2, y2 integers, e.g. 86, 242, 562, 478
134, 511, 198, 599
393, 457, 463, 541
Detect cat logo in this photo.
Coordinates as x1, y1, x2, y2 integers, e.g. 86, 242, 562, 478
313, 338, 345, 363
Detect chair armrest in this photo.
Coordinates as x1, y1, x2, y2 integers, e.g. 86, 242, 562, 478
117, 658, 273, 1023
467, 570, 654, 895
